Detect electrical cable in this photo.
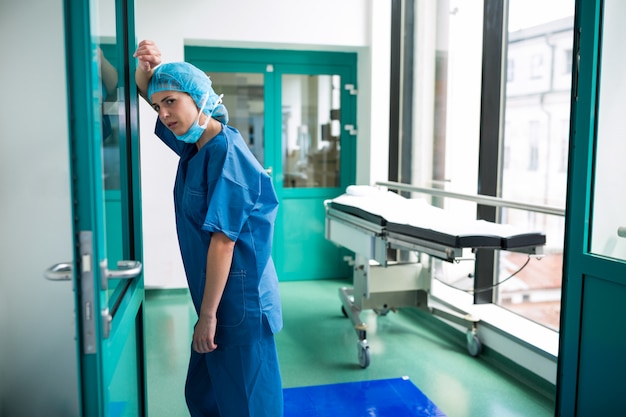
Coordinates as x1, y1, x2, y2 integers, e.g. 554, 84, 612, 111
433, 255, 532, 294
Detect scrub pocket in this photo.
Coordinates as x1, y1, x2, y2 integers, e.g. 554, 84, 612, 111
182, 186, 208, 228
217, 270, 246, 327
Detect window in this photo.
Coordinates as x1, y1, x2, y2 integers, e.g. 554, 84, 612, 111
406, 0, 574, 331
410, 0, 483, 315
559, 119, 569, 172
499, 0, 574, 330
507, 58, 515, 82
530, 54, 544, 80
503, 121, 513, 171
527, 120, 540, 171
562, 48, 573, 75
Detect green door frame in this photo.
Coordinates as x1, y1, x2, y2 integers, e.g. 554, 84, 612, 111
186, 46, 357, 281
557, 0, 626, 414
64, 2, 106, 412
64, 0, 146, 415
556, 2, 600, 413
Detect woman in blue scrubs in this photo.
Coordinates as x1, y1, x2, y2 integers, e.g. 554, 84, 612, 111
134, 40, 283, 417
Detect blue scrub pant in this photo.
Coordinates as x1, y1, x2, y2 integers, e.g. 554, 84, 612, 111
185, 328, 283, 417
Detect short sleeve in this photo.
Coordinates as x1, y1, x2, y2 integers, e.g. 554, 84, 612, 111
202, 175, 260, 241
200, 133, 262, 241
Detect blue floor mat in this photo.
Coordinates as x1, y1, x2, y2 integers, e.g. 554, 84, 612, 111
283, 377, 447, 417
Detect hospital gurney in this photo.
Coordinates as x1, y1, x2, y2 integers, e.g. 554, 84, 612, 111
324, 185, 546, 368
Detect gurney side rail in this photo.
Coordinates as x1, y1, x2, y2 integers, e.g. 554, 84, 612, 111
376, 181, 565, 217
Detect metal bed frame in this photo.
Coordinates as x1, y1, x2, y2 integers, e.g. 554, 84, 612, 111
324, 182, 557, 368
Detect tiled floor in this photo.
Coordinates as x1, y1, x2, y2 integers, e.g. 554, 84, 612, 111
145, 279, 555, 417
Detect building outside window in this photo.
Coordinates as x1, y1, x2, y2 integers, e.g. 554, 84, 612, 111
499, 2, 574, 330
411, 0, 574, 331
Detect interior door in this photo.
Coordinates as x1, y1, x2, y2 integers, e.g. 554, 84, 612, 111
556, 0, 626, 414
187, 48, 356, 281
273, 66, 356, 281
62, 0, 146, 415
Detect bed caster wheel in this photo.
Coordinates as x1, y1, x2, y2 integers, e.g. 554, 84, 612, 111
357, 340, 370, 368
466, 330, 482, 357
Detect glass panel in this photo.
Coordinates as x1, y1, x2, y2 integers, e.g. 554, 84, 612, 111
208, 72, 265, 166
412, 1, 483, 299
497, 0, 574, 330
96, 2, 129, 313
411, 1, 573, 330
282, 74, 341, 188
590, 0, 626, 262
96, 3, 142, 415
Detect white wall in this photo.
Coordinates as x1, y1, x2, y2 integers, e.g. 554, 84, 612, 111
135, 0, 391, 288
0, 1, 79, 415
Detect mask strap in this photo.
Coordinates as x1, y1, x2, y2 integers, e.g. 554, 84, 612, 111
207, 94, 224, 124
197, 93, 210, 129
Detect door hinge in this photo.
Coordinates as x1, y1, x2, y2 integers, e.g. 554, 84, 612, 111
345, 84, 358, 95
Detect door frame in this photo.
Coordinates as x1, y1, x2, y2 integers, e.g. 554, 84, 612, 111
556, 0, 626, 414
64, 0, 146, 414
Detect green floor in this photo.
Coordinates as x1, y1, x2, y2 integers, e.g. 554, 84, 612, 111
145, 279, 555, 417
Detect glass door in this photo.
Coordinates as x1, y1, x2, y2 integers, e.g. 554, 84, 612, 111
187, 47, 357, 281
557, 0, 626, 414
64, 0, 145, 415
276, 70, 354, 280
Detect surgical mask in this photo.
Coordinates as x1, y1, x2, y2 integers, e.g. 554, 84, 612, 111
174, 94, 210, 144
173, 93, 225, 144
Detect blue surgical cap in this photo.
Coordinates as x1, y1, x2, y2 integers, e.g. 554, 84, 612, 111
147, 62, 229, 124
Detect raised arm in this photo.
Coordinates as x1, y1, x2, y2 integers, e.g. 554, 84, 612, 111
133, 40, 162, 102
98, 47, 118, 100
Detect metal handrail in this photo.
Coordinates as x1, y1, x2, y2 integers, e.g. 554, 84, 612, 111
376, 181, 566, 217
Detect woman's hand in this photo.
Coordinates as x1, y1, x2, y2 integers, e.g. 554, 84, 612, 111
133, 39, 161, 71
133, 40, 162, 99
192, 314, 218, 353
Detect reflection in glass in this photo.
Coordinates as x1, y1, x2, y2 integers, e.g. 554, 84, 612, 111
282, 74, 341, 188
590, 0, 626, 261
208, 72, 265, 166
96, 1, 127, 313
99, 45, 121, 190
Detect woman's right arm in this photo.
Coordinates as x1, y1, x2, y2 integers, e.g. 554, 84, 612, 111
133, 40, 162, 102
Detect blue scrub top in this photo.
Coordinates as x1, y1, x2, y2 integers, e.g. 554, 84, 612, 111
155, 119, 283, 346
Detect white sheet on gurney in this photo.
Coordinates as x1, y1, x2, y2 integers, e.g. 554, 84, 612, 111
330, 186, 544, 248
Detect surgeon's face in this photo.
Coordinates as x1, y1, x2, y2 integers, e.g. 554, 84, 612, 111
150, 90, 204, 136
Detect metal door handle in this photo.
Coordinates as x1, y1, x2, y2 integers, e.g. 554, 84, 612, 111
44, 262, 73, 281
105, 260, 142, 279
45, 260, 142, 281
618, 227, 626, 238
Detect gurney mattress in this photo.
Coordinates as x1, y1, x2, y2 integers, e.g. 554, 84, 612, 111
328, 186, 546, 249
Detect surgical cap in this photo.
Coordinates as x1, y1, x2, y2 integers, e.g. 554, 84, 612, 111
147, 62, 229, 124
